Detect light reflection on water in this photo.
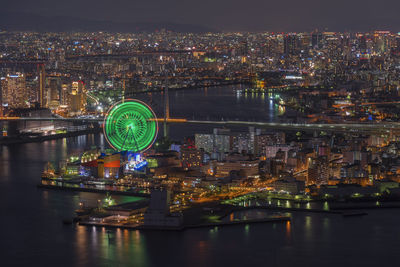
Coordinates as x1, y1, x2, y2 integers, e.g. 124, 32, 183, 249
2, 86, 400, 266
223, 209, 275, 222
76, 225, 151, 266
286, 221, 292, 242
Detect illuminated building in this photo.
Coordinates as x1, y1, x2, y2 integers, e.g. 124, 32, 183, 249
274, 176, 305, 194
312, 31, 323, 49
47, 77, 61, 109
3, 73, 28, 109
373, 31, 391, 55
319, 184, 377, 198
180, 146, 204, 169
215, 155, 259, 178
307, 156, 329, 185
359, 34, 367, 53
97, 153, 121, 178
195, 129, 231, 159
286, 150, 301, 171
146, 151, 180, 176
395, 36, 400, 54
214, 132, 231, 155
265, 144, 292, 162
340, 163, 369, 186
343, 150, 368, 166
284, 34, 298, 55
60, 84, 70, 106
254, 132, 285, 155
0, 77, 3, 116
69, 81, 86, 114
195, 133, 214, 153
38, 64, 46, 108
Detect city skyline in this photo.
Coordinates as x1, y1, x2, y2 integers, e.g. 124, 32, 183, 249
3, 2, 400, 265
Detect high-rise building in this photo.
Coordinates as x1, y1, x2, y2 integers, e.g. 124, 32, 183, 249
359, 35, 367, 52
48, 77, 60, 102
60, 84, 69, 106
2, 73, 28, 109
195, 133, 214, 153
284, 34, 298, 55
38, 64, 46, 108
47, 77, 61, 109
0, 77, 3, 116
298, 33, 311, 50
395, 37, 400, 54
69, 81, 86, 114
373, 31, 391, 55
195, 129, 230, 154
307, 156, 329, 185
312, 31, 323, 49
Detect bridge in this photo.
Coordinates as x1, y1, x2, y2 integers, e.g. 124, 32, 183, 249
64, 50, 200, 62
0, 116, 398, 135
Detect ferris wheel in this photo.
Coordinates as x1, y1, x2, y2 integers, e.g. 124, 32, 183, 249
103, 99, 158, 153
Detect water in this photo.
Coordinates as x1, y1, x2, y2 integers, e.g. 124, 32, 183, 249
220, 209, 280, 222
134, 85, 290, 139
1, 85, 400, 266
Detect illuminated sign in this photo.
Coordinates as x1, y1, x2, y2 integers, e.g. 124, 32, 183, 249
284, 75, 303, 80
134, 160, 148, 170
127, 153, 148, 171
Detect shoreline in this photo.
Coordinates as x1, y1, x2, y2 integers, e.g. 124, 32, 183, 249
37, 183, 151, 197
124, 80, 249, 96
0, 82, 248, 145
77, 216, 291, 231
0, 128, 102, 145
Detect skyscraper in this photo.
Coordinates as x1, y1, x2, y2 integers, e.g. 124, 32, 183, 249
38, 64, 46, 108
284, 34, 298, 55
47, 77, 61, 109
359, 34, 367, 53
69, 81, 86, 114
0, 77, 3, 116
312, 31, 323, 49
60, 84, 69, 106
3, 73, 28, 109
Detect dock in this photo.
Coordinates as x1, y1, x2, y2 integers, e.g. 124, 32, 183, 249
78, 216, 290, 231
37, 183, 150, 197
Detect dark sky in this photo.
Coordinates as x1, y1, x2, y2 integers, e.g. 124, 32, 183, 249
2, 0, 400, 31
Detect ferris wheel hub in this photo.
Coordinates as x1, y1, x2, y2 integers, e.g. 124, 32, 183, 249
103, 99, 158, 153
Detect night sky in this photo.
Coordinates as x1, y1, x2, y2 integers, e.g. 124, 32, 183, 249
2, 0, 400, 32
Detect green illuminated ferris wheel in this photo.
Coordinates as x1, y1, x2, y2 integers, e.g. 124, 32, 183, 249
103, 99, 158, 152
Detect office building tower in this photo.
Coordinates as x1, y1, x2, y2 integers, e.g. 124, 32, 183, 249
312, 31, 323, 49
60, 84, 69, 106
307, 157, 329, 185
47, 77, 61, 109
69, 81, 86, 114
284, 34, 298, 55
3, 73, 28, 109
38, 64, 46, 108
0, 77, 3, 116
